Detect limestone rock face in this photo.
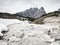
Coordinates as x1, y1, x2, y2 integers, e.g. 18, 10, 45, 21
16, 7, 46, 19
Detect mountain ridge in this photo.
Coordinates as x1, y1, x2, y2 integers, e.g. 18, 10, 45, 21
16, 7, 46, 19
33, 11, 60, 24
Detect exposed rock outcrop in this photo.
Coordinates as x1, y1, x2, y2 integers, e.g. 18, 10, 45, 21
16, 7, 46, 19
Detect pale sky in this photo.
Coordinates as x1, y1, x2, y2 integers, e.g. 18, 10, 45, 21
0, 0, 60, 13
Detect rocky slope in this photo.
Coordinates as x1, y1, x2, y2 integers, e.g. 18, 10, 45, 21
16, 7, 46, 19
0, 12, 36, 21
33, 11, 60, 24
0, 12, 28, 20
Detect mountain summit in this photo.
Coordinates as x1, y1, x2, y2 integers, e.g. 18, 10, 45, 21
16, 7, 46, 19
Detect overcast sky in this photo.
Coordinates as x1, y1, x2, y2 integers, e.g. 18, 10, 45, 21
0, 0, 60, 13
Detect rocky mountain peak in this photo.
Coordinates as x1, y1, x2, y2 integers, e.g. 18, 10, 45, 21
16, 7, 46, 19
40, 7, 45, 12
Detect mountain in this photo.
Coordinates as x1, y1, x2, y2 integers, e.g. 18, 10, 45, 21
58, 8, 60, 11
0, 12, 35, 21
16, 7, 46, 19
0, 10, 60, 45
0, 7, 46, 21
33, 11, 60, 24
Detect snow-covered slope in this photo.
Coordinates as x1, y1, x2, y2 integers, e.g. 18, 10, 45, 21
0, 19, 21, 26
0, 18, 60, 45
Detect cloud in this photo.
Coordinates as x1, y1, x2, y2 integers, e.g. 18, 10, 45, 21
0, 0, 60, 13
48, 0, 60, 3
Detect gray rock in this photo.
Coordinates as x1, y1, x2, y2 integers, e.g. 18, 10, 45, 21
16, 7, 46, 19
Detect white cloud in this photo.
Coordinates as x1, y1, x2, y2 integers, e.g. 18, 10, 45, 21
0, 0, 60, 13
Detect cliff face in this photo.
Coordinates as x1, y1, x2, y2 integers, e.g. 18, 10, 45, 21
16, 7, 46, 19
